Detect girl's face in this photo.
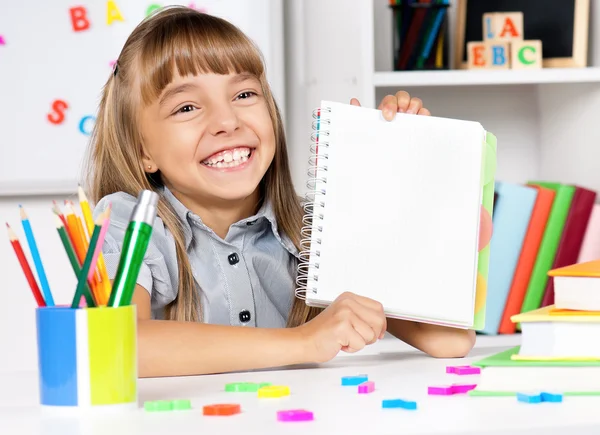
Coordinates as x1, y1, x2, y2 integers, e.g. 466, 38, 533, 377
140, 72, 275, 205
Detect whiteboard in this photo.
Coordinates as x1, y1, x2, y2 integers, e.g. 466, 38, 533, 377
0, 0, 284, 196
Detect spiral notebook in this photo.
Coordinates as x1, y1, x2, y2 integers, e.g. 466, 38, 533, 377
296, 100, 496, 330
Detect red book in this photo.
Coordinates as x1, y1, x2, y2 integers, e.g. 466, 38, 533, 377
540, 186, 597, 306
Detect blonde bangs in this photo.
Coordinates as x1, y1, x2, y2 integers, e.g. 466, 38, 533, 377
136, 9, 265, 105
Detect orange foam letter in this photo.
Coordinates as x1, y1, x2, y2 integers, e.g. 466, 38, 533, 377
47, 100, 69, 125
69, 6, 90, 32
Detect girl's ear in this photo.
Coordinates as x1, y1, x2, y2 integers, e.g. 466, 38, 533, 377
141, 149, 157, 173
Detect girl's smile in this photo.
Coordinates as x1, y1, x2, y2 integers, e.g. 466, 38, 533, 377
201, 145, 255, 171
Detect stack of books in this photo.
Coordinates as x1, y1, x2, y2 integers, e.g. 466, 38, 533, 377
470, 259, 600, 396
479, 180, 600, 335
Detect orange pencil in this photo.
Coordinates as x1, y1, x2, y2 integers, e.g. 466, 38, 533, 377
78, 186, 112, 301
64, 202, 86, 263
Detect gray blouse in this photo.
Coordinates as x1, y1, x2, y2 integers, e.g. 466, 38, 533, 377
93, 186, 300, 328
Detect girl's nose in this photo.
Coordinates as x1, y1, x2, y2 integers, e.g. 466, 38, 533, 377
207, 103, 240, 136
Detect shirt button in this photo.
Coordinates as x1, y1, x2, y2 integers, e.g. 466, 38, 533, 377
239, 310, 251, 323
228, 253, 239, 265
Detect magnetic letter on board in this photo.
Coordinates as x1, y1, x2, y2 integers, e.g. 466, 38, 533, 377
79, 115, 96, 136
467, 42, 487, 69
0, 35, 5, 45
511, 40, 542, 69
496, 12, 523, 41
486, 42, 510, 69
69, 6, 91, 32
146, 4, 162, 16
47, 100, 69, 125
107, 1, 125, 25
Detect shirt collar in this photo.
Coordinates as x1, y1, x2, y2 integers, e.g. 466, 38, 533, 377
159, 186, 299, 259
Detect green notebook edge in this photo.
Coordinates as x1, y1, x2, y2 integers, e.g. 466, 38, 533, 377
518, 183, 575, 319
473, 131, 497, 331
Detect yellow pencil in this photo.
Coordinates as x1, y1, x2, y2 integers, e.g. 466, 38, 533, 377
78, 186, 112, 302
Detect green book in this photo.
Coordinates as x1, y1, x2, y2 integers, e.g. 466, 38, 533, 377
519, 182, 575, 318
469, 346, 600, 396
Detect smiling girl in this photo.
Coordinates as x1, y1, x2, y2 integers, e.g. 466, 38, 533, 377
87, 6, 475, 378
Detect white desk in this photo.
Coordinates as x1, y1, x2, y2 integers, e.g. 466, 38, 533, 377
2, 334, 600, 435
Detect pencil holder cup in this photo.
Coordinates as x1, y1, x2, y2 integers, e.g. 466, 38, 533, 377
389, 1, 450, 71
35, 305, 137, 411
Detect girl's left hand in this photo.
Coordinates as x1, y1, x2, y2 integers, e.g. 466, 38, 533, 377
350, 90, 431, 121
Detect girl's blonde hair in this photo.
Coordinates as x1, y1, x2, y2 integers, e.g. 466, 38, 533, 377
84, 6, 321, 326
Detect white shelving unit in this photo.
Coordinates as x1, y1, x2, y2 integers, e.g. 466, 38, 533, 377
373, 67, 600, 87
285, 0, 600, 195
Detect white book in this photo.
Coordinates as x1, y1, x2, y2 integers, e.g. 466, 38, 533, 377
295, 100, 496, 330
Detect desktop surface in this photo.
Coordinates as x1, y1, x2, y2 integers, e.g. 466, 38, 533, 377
2, 334, 600, 435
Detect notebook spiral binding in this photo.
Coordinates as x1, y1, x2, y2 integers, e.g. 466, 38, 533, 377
295, 106, 331, 300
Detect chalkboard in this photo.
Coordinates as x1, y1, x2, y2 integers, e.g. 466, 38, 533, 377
454, 0, 589, 69
0, 0, 285, 196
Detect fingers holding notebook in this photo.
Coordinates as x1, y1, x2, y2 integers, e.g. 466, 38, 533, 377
350, 90, 431, 121
295, 291, 387, 363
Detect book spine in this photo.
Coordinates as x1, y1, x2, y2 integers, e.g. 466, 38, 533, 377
295, 106, 332, 300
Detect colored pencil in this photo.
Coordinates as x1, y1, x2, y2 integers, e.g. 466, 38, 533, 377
71, 209, 110, 308
54, 215, 96, 308
86, 205, 111, 305
79, 186, 112, 301
19, 205, 54, 306
52, 201, 79, 255
52, 200, 68, 228
64, 202, 87, 263
6, 223, 46, 307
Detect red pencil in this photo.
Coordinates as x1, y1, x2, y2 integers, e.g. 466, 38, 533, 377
6, 222, 46, 307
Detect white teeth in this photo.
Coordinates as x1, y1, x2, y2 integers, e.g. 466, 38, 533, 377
203, 148, 252, 167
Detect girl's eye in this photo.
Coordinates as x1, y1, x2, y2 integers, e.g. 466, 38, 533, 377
236, 91, 257, 100
175, 104, 196, 114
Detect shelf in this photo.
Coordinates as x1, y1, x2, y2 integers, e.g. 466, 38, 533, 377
373, 67, 600, 87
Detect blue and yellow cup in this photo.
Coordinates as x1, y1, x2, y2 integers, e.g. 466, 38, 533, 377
36, 305, 137, 410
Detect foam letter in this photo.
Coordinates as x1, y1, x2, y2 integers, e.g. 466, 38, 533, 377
146, 4, 162, 16
79, 115, 96, 136
0, 35, 5, 45
467, 42, 487, 69
107, 1, 124, 25
47, 99, 69, 125
69, 6, 91, 32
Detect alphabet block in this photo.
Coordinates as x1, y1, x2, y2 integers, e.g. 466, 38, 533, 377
487, 41, 510, 69
483, 12, 523, 41
467, 42, 488, 69
511, 40, 542, 69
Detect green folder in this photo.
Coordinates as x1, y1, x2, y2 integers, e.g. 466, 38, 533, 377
473, 132, 497, 331
468, 346, 600, 396
518, 182, 575, 320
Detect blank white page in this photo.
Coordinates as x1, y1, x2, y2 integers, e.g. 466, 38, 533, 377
304, 100, 485, 327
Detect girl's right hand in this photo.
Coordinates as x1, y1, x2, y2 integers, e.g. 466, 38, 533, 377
294, 292, 387, 363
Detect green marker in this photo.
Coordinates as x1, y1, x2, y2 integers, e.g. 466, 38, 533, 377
108, 190, 159, 307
